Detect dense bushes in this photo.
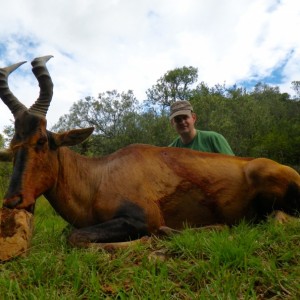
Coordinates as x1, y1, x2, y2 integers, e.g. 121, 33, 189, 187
48, 81, 300, 168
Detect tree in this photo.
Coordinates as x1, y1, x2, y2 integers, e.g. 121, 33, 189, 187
52, 89, 176, 155
1, 124, 15, 147
0, 134, 4, 148
53, 90, 139, 136
0, 129, 13, 195
146, 66, 198, 108
52, 90, 141, 155
190, 81, 300, 162
291, 81, 300, 99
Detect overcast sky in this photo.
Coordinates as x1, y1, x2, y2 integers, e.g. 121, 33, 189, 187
0, 0, 299, 132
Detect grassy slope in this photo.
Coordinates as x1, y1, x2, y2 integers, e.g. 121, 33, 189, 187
0, 197, 300, 299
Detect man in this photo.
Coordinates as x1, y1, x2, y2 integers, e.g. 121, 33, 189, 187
169, 100, 234, 155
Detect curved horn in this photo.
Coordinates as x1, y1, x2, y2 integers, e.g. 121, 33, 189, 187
29, 55, 54, 116
0, 61, 28, 118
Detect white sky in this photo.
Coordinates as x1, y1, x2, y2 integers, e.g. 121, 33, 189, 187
0, 0, 299, 131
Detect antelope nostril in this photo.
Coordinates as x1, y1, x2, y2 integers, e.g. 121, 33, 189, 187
3, 197, 23, 208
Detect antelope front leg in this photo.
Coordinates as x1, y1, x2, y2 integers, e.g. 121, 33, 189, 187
67, 216, 149, 248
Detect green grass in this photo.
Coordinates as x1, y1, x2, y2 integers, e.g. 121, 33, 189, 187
1, 198, 300, 299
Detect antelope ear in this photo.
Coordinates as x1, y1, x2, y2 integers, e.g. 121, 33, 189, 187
52, 127, 94, 147
0, 150, 12, 162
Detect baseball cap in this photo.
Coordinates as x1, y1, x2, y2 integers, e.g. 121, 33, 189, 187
169, 100, 193, 120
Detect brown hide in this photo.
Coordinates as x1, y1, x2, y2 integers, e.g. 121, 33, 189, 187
1, 56, 300, 238
40, 144, 300, 233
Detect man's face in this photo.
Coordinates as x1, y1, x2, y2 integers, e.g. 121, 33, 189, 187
171, 113, 196, 135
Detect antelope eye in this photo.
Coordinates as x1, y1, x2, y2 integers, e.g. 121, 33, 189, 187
37, 137, 47, 145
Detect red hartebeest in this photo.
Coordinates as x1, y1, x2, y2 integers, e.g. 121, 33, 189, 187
0, 56, 300, 247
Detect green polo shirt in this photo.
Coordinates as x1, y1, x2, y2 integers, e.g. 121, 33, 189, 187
169, 130, 234, 155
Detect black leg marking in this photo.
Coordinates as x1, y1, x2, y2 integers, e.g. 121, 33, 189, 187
283, 183, 300, 216
68, 201, 149, 245
252, 182, 300, 221
252, 193, 275, 222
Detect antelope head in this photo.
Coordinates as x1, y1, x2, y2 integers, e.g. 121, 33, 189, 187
0, 56, 93, 212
